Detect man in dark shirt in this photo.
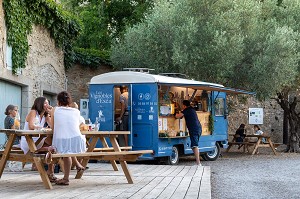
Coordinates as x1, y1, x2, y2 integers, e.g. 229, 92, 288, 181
175, 100, 202, 165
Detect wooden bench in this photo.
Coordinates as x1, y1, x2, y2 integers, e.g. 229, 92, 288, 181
262, 142, 281, 148
92, 146, 132, 152
226, 142, 256, 152
34, 150, 152, 162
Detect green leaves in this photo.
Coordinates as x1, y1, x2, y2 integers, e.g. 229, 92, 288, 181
3, 0, 81, 73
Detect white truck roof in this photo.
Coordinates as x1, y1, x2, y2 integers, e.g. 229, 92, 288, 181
90, 71, 254, 95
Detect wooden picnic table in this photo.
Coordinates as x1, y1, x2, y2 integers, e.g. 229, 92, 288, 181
0, 129, 152, 189
226, 133, 278, 155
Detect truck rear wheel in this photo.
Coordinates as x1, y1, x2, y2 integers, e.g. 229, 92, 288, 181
166, 146, 179, 165
202, 142, 220, 161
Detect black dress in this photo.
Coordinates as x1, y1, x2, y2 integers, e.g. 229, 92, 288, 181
235, 128, 246, 142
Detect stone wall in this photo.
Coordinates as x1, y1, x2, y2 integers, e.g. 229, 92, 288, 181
0, 1, 66, 121
66, 64, 113, 105
23, 25, 65, 100
227, 95, 283, 143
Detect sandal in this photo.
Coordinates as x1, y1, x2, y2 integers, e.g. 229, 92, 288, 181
47, 173, 58, 183
55, 178, 69, 185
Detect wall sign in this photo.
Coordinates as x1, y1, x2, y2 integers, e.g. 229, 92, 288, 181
249, 108, 263, 124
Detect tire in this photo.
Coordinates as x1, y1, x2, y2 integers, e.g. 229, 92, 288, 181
166, 146, 179, 165
202, 142, 220, 161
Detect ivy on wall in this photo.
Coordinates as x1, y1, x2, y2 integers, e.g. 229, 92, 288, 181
3, 0, 81, 73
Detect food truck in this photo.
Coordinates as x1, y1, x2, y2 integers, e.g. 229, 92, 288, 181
88, 71, 253, 164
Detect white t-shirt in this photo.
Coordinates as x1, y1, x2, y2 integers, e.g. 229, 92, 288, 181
255, 130, 263, 135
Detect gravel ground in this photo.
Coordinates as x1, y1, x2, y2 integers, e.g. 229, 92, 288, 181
179, 145, 300, 199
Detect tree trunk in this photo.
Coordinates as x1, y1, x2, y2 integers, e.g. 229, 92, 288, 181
287, 114, 300, 152
283, 110, 289, 145
276, 92, 300, 152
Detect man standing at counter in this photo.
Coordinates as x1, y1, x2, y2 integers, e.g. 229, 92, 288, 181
175, 100, 202, 165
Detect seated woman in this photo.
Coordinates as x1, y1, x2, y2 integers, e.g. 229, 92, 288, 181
254, 125, 266, 143
235, 124, 246, 143
20, 97, 55, 176
51, 91, 86, 185
4, 104, 20, 145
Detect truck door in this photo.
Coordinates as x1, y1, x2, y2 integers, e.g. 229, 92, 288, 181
212, 92, 228, 136
131, 84, 158, 149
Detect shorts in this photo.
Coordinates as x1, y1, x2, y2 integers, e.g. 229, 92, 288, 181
190, 132, 201, 148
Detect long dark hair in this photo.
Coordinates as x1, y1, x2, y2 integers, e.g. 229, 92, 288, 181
239, 124, 245, 129
32, 97, 48, 116
57, 91, 72, 106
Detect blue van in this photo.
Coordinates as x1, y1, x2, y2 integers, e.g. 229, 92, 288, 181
88, 71, 252, 164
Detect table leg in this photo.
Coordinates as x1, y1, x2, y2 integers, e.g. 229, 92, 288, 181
251, 138, 262, 155
0, 134, 16, 178
99, 137, 118, 171
25, 135, 52, 189
267, 138, 277, 155
75, 136, 99, 179
110, 136, 133, 184
226, 137, 235, 152
226, 144, 232, 152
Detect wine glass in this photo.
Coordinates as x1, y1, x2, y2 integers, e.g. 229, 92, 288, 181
34, 118, 40, 130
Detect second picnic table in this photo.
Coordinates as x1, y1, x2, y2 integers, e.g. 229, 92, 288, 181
226, 134, 278, 155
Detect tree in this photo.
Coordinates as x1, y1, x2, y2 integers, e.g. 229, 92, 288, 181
61, 0, 154, 51
111, 0, 300, 151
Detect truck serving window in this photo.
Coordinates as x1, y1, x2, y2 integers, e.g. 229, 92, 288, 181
215, 98, 224, 116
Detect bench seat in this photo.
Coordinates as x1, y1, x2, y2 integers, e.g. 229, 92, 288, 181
34, 150, 153, 162
228, 142, 255, 145
262, 143, 282, 147
92, 146, 132, 152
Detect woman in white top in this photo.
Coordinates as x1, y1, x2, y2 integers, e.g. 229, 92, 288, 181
20, 97, 56, 180
51, 91, 86, 185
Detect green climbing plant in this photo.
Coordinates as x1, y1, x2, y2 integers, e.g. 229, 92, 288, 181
3, 0, 81, 73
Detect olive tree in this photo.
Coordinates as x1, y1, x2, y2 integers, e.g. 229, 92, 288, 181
111, 0, 300, 151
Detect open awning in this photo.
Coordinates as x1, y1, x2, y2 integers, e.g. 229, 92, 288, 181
158, 83, 255, 95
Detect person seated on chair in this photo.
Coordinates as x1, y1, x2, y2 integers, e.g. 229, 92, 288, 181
235, 124, 246, 143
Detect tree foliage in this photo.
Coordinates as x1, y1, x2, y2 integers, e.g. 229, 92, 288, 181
61, 0, 154, 51
111, 0, 300, 100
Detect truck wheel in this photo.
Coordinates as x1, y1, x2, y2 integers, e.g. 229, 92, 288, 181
202, 142, 220, 161
167, 146, 179, 165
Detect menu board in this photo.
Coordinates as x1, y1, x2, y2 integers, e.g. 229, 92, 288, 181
249, 108, 263, 124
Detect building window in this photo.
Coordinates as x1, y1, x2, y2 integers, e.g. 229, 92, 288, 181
6, 44, 12, 70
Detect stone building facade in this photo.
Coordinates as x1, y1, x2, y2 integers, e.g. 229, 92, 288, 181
66, 63, 112, 104
0, 0, 65, 130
